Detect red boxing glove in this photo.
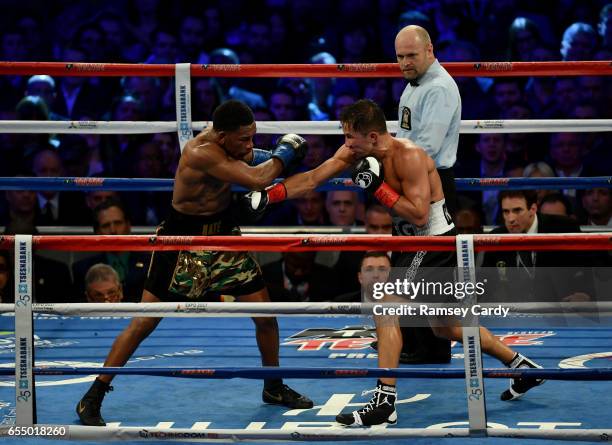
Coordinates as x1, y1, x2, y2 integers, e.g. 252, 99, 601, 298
266, 182, 287, 204
374, 182, 400, 208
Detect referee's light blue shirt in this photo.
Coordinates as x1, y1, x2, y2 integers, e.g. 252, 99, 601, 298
395, 59, 461, 169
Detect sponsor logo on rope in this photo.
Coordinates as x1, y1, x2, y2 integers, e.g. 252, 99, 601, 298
336, 64, 377, 72
473, 62, 513, 71
148, 236, 195, 245
139, 429, 214, 439
479, 178, 510, 186
72, 178, 105, 187
179, 369, 215, 376
473, 120, 505, 129
300, 236, 346, 246
65, 63, 107, 72
67, 121, 98, 130
200, 64, 241, 72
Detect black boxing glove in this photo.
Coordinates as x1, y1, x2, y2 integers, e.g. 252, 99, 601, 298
351, 157, 400, 208
272, 134, 308, 173
241, 183, 288, 221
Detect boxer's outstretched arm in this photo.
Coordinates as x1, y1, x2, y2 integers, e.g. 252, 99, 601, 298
283, 145, 354, 199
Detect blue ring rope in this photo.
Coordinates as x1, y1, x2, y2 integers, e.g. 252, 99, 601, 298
0, 176, 610, 192
1, 366, 610, 380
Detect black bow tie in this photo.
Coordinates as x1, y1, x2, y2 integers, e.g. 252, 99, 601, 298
409, 79, 419, 87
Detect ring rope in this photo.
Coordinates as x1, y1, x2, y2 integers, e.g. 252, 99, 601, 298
0, 60, 610, 77
1, 176, 610, 192
0, 234, 610, 252
1, 425, 610, 442
1, 366, 611, 381
1, 119, 610, 135
2, 301, 611, 317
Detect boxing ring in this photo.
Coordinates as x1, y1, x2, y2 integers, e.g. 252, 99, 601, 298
0, 60, 611, 443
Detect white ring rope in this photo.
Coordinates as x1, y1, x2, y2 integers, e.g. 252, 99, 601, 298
1, 302, 611, 318
0, 425, 609, 442
0, 119, 610, 135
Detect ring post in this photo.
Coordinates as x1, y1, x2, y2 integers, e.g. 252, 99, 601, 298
456, 234, 487, 435
14, 234, 36, 425
175, 63, 193, 152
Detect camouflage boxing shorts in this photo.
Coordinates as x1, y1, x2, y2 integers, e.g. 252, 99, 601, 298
144, 207, 265, 301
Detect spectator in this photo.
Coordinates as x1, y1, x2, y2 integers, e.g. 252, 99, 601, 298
121, 77, 165, 120
454, 207, 484, 234
15, 96, 57, 159
2, 190, 37, 232
85, 263, 124, 303
294, 191, 327, 226
540, 193, 574, 218
193, 78, 223, 121
581, 188, 612, 227
599, 3, 612, 51
73, 21, 106, 63
25, 75, 67, 120
269, 87, 299, 121
436, 40, 494, 120
491, 78, 524, 116
146, 27, 178, 63
335, 251, 391, 302
456, 134, 506, 224
332, 91, 358, 120
326, 191, 362, 227
502, 102, 543, 163
523, 161, 556, 204
152, 133, 180, 178
332, 204, 392, 295
85, 190, 119, 214
123, 141, 172, 225
546, 77, 580, 118
72, 198, 150, 302
306, 51, 336, 121
208, 48, 266, 109
262, 251, 338, 302
507, 17, 542, 61
31, 149, 89, 226
560, 22, 597, 61
301, 135, 332, 170
549, 133, 584, 179
55, 46, 108, 119
482, 190, 595, 303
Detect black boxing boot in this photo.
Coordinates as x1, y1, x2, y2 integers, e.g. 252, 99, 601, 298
263, 379, 313, 409
501, 353, 545, 401
336, 380, 397, 426
76, 378, 113, 426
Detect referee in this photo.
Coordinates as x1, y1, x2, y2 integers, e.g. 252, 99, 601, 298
392, 25, 461, 364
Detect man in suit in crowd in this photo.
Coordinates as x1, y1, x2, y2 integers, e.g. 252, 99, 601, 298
262, 251, 338, 302
72, 198, 149, 302
482, 190, 595, 303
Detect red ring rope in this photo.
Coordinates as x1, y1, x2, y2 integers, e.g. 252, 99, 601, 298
0, 61, 609, 78
0, 234, 610, 252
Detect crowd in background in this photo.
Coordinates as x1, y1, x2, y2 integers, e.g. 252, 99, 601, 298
0, 0, 610, 303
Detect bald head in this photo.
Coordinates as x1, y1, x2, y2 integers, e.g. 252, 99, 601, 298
395, 26, 434, 81
395, 25, 431, 46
